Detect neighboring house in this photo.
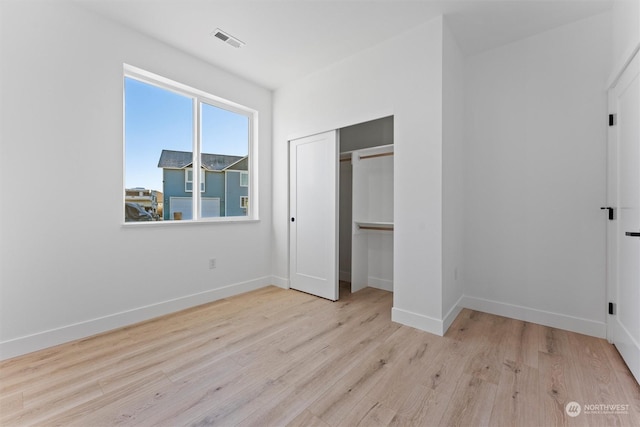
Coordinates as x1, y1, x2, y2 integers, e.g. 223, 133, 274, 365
124, 187, 161, 218
157, 149, 248, 220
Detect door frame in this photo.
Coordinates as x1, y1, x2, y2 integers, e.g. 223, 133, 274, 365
606, 87, 618, 343
606, 45, 640, 341
605, 45, 640, 384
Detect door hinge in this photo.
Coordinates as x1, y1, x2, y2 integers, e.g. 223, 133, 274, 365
600, 206, 615, 220
609, 114, 616, 126
609, 302, 615, 315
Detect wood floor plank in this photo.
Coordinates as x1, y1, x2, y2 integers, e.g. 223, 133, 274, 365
363, 328, 446, 411
110, 356, 254, 426
0, 392, 23, 420
539, 326, 600, 426
3, 380, 103, 426
539, 350, 573, 427
234, 346, 341, 427
287, 409, 332, 427
437, 374, 498, 427
181, 374, 290, 426
398, 339, 475, 423
236, 321, 401, 426
461, 312, 510, 386
144, 353, 295, 425
386, 337, 481, 426
37, 371, 172, 426
566, 332, 629, 427
307, 327, 418, 425
0, 333, 137, 397
387, 384, 435, 426
611, 368, 640, 427
503, 320, 541, 369
489, 360, 540, 427
336, 397, 397, 427
1, 287, 639, 427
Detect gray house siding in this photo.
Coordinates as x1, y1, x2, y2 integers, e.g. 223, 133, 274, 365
159, 150, 248, 220
225, 170, 249, 216
162, 169, 226, 220
163, 169, 189, 220
204, 171, 225, 216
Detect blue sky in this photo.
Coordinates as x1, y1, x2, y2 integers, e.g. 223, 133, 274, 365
125, 77, 248, 191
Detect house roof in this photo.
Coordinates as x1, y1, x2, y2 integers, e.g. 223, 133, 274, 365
157, 149, 246, 171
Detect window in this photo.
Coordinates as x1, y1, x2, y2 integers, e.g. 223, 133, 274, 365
185, 168, 205, 193
240, 171, 249, 187
124, 65, 256, 222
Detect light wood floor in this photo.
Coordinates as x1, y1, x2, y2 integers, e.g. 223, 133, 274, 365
1, 284, 639, 426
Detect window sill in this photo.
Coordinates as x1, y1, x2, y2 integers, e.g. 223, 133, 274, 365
122, 217, 260, 228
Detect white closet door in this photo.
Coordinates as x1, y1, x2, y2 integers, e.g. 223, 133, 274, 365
289, 131, 339, 301
610, 51, 640, 384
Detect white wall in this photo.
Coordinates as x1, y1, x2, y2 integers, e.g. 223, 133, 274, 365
441, 20, 466, 330
612, 0, 640, 76
273, 17, 447, 333
338, 161, 353, 282
0, 1, 273, 359
462, 13, 612, 337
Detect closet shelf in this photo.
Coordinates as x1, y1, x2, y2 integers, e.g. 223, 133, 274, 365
359, 151, 394, 160
355, 221, 394, 231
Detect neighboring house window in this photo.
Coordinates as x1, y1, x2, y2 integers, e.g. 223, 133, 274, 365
123, 64, 256, 223
185, 168, 205, 193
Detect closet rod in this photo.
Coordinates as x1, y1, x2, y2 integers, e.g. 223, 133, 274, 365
359, 152, 394, 160
339, 158, 351, 162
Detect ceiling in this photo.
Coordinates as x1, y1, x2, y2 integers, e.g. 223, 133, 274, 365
74, 0, 613, 90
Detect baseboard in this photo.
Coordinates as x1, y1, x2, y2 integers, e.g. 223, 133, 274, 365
443, 295, 464, 334
392, 307, 444, 336
368, 276, 393, 292
459, 295, 606, 338
270, 275, 290, 289
612, 319, 640, 384
0, 276, 272, 360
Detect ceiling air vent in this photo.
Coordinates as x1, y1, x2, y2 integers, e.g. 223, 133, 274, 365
211, 28, 245, 48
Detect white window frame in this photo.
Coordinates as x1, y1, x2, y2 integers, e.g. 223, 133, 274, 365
185, 168, 205, 193
240, 171, 249, 187
123, 64, 258, 223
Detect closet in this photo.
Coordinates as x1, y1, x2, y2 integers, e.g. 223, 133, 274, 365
289, 116, 393, 301
339, 116, 394, 296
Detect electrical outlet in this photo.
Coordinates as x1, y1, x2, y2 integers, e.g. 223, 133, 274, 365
209, 258, 217, 269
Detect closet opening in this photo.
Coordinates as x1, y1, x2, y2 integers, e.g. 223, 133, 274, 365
338, 116, 394, 299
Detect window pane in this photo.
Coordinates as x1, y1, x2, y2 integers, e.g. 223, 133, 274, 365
125, 77, 193, 221
185, 169, 193, 192
200, 102, 249, 217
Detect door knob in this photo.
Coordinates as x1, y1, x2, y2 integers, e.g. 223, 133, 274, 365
625, 231, 640, 237
291, 217, 295, 222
